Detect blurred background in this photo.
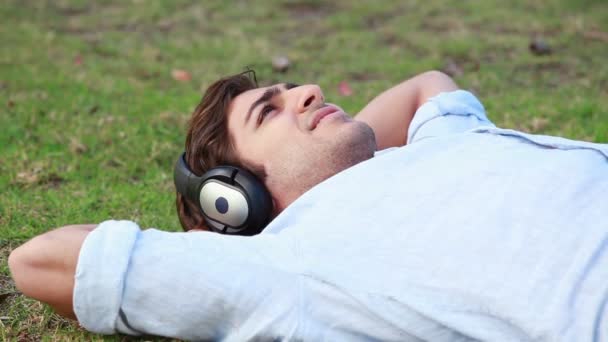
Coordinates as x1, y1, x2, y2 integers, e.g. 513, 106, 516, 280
1, 0, 607, 340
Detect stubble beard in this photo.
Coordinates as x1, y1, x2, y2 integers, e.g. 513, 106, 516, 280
269, 121, 376, 211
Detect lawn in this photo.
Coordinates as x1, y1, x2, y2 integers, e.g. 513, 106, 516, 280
1, 0, 607, 340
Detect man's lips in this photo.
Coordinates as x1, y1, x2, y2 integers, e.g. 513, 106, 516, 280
309, 105, 340, 130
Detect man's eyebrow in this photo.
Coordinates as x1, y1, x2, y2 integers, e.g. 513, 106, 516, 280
245, 86, 281, 125
284, 82, 300, 90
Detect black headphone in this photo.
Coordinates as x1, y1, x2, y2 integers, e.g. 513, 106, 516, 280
173, 153, 273, 236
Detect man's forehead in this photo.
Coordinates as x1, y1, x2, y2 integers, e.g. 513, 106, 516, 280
235, 84, 284, 103
229, 84, 284, 120
234, 85, 272, 104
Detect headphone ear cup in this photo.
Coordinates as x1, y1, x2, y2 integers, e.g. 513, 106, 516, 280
199, 166, 272, 236
232, 168, 273, 235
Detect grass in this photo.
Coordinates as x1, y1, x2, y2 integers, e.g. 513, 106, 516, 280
1, 0, 607, 340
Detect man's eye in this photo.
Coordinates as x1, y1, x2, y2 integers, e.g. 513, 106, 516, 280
258, 105, 275, 124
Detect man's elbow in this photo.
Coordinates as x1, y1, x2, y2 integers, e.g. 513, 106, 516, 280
8, 238, 44, 298
8, 244, 30, 295
416, 70, 459, 104
420, 69, 451, 79
419, 70, 459, 89
8, 224, 95, 293
8, 226, 92, 320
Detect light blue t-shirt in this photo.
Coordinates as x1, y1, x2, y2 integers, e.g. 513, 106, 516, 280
74, 91, 608, 341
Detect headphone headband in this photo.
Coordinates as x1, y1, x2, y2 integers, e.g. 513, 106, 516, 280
173, 153, 203, 204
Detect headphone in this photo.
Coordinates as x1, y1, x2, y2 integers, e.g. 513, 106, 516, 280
173, 152, 273, 236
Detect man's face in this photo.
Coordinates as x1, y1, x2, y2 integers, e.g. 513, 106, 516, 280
227, 83, 376, 210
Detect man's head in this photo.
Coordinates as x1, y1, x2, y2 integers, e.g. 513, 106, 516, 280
177, 71, 376, 231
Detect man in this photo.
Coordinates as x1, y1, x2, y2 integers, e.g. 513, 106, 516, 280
175, 70, 458, 231
8, 70, 608, 341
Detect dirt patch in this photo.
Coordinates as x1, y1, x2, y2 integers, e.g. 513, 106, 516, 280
13, 169, 66, 189
419, 17, 466, 34
46, 2, 91, 16
0, 275, 16, 297
512, 61, 568, 75
583, 29, 608, 43
441, 56, 480, 77
39, 173, 65, 189
0, 286, 17, 317
53, 21, 139, 36
347, 71, 382, 82
363, 11, 398, 30
281, 0, 336, 20
0, 242, 18, 307
380, 33, 429, 58
508, 60, 579, 89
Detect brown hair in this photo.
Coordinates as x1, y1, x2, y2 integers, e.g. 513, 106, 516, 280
176, 70, 259, 231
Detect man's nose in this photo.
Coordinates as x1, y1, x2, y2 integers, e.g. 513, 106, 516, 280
295, 85, 324, 114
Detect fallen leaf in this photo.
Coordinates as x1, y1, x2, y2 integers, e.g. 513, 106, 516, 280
16, 171, 39, 185
172, 69, 191, 82
529, 38, 551, 56
70, 138, 88, 154
531, 117, 549, 132
97, 115, 115, 126
107, 158, 126, 168
272, 56, 290, 73
338, 81, 353, 96
443, 59, 464, 77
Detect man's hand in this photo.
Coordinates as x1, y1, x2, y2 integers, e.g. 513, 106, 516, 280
8, 224, 96, 319
355, 70, 459, 150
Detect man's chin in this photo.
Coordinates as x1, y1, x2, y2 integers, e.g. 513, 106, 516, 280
331, 123, 376, 172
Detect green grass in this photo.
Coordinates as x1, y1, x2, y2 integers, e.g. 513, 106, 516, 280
1, 0, 607, 340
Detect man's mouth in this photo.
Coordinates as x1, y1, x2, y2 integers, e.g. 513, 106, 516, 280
309, 105, 340, 130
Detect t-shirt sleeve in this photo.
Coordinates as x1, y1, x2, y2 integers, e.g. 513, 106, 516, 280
407, 90, 494, 144
73, 220, 300, 340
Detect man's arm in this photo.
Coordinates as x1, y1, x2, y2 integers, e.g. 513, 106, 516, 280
354, 70, 459, 150
8, 224, 96, 319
